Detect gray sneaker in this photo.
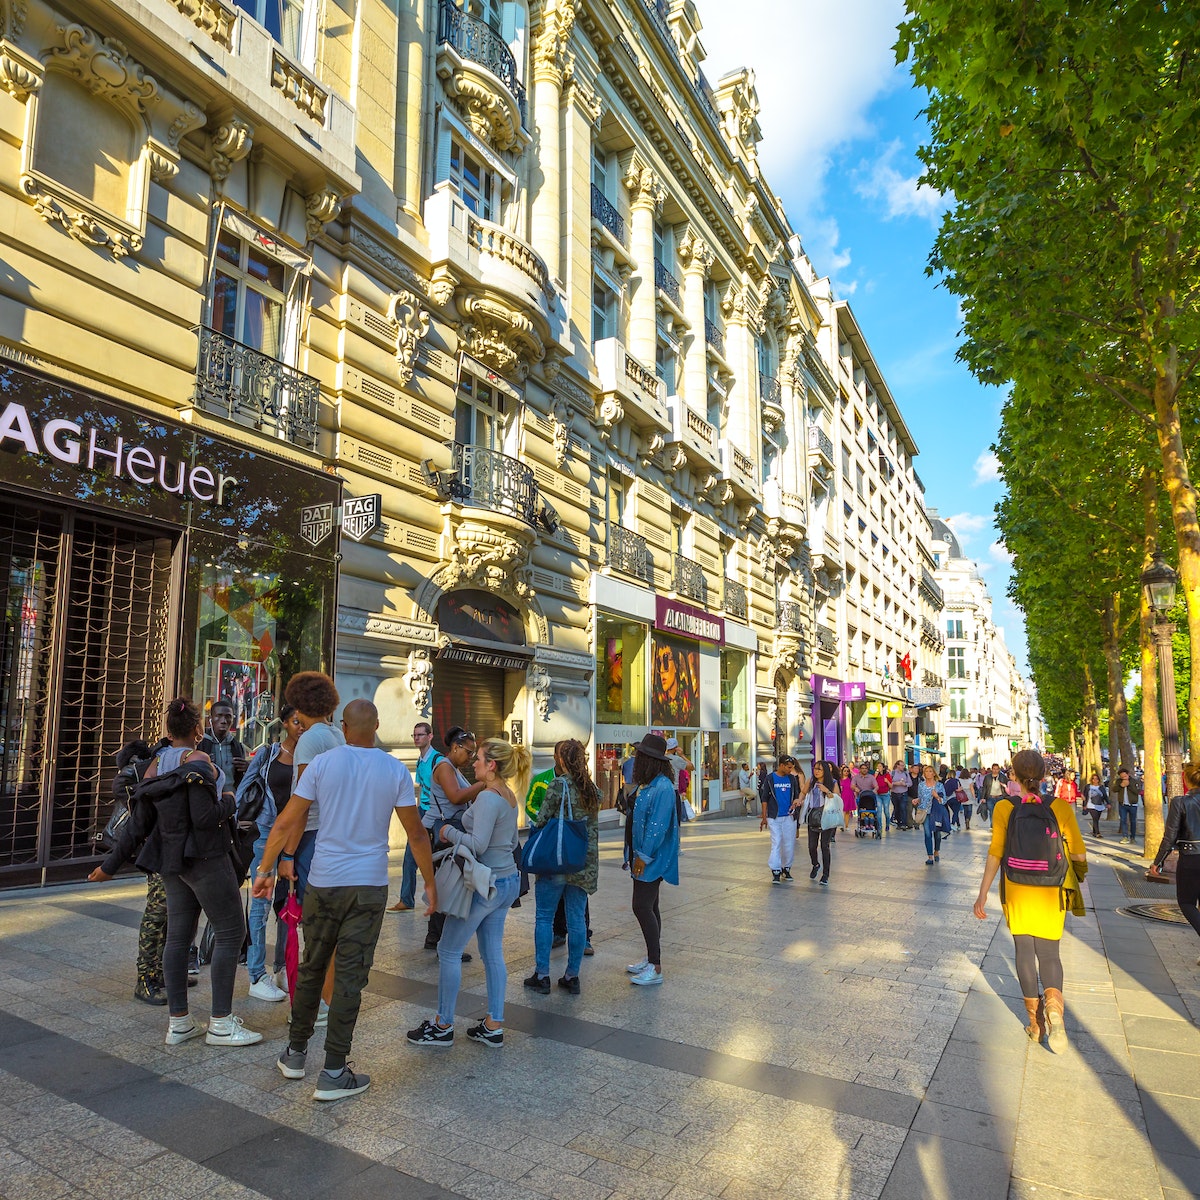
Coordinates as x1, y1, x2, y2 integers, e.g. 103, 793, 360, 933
277, 1046, 307, 1080
313, 1065, 370, 1102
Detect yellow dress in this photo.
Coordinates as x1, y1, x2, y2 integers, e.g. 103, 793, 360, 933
989, 796, 1086, 938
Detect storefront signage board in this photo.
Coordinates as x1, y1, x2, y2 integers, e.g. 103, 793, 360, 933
655, 595, 724, 645
341, 494, 382, 542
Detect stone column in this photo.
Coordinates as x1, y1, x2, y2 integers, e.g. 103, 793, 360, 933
624, 161, 665, 369
677, 228, 713, 415
529, 1, 573, 281
723, 283, 757, 461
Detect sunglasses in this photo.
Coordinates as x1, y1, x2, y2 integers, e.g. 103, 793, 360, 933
451, 731, 476, 745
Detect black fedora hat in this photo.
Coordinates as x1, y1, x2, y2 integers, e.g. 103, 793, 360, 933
635, 733, 669, 762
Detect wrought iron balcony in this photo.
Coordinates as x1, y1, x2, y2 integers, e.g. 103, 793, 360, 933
591, 184, 624, 241
607, 524, 653, 583
192, 326, 321, 452
816, 625, 838, 655
437, 0, 526, 120
654, 258, 681, 307
760, 376, 781, 406
644, 0, 675, 54
425, 442, 539, 527
920, 565, 944, 608
674, 553, 707, 605
695, 75, 722, 130
777, 600, 803, 633
921, 616, 945, 647
723, 579, 747, 621
704, 318, 725, 356
808, 424, 834, 466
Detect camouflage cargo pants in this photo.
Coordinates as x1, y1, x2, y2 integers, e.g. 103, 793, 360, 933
289, 885, 387, 1060
136, 873, 167, 984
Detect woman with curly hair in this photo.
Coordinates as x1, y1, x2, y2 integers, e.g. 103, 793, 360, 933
524, 739, 601, 996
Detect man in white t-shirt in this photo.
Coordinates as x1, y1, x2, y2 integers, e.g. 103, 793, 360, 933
254, 699, 436, 1103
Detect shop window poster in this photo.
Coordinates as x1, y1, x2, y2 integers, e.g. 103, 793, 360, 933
651, 634, 699, 727
215, 658, 269, 735
601, 637, 623, 714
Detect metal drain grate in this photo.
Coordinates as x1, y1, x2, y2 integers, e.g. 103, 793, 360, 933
1118, 902, 1190, 926
1112, 864, 1176, 900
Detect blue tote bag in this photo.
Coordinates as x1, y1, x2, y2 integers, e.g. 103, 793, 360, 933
521, 786, 587, 875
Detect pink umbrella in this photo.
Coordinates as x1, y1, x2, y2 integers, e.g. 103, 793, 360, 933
278, 883, 303, 1002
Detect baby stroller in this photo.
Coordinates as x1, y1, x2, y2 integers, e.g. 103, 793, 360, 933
855, 794, 882, 839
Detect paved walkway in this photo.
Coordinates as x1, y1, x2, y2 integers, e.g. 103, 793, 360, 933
1, 814, 1198, 1199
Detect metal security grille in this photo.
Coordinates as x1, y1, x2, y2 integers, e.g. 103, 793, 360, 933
431, 658, 507, 753
50, 520, 174, 862
0, 502, 61, 868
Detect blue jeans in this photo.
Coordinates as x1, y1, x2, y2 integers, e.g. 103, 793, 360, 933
1120, 805, 1138, 839
534, 877, 588, 977
923, 823, 943, 857
247, 837, 288, 982
399, 842, 417, 908
437, 873, 520, 1024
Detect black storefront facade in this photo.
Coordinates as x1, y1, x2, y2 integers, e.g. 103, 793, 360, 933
0, 363, 341, 887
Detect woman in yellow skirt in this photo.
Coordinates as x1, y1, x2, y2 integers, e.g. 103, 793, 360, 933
973, 749, 1087, 1051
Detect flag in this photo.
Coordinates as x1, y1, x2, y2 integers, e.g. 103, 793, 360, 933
900, 653, 913, 682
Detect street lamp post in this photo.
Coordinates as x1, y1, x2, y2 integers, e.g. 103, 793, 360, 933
1141, 552, 1182, 804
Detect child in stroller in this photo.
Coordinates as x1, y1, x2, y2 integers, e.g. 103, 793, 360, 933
855, 793, 882, 839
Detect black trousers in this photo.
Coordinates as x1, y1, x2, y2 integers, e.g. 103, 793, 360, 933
631, 878, 662, 965
807, 826, 833, 880
891, 794, 910, 827
1176, 858, 1200, 939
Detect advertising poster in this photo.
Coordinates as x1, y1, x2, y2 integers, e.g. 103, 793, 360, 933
215, 658, 268, 733
651, 634, 699, 727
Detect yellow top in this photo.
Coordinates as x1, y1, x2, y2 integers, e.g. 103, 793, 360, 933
989, 796, 1086, 939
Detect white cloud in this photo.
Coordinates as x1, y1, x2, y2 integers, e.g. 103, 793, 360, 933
854, 140, 948, 223
944, 512, 988, 545
989, 540, 1014, 565
973, 451, 1001, 486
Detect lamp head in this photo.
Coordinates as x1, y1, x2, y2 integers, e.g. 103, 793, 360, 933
1141, 551, 1179, 615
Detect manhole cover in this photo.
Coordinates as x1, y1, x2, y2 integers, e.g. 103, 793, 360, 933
1118, 902, 1190, 926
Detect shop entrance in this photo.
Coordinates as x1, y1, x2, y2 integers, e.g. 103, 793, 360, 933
0, 498, 176, 883
431, 657, 507, 746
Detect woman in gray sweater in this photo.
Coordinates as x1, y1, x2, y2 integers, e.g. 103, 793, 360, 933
407, 737, 531, 1049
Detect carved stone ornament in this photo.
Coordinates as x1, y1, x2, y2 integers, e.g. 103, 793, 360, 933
439, 517, 535, 599
528, 662, 553, 721
20, 175, 141, 256
404, 648, 434, 716
550, 400, 571, 468
391, 289, 430, 386
50, 24, 158, 111
166, 0, 237, 50
639, 432, 665, 468
428, 266, 458, 307
147, 141, 179, 183
0, 39, 42, 99
532, 0, 575, 84
209, 115, 253, 183
596, 393, 623, 442
566, 74, 602, 127
457, 292, 544, 381
622, 158, 665, 213
305, 186, 342, 241
766, 697, 778, 729
774, 638, 804, 682
676, 226, 714, 276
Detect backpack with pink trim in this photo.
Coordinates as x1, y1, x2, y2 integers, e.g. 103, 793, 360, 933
1002, 797, 1068, 890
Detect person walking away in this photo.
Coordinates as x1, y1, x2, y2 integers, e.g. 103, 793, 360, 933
800, 761, 838, 884
1149, 763, 1200, 960
1113, 769, 1142, 844
89, 697, 261, 1047
838, 765, 856, 832
1084, 773, 1108, 837
525, 739, 600, 995
738, 761, 756, 817
916, 765, 951, 865
239, 705, 302, 1002
958, 768, 977, 831
759, 756, 800, 883
623, 734, 680, 985
390, 722, 441, 911
421, 728, 486, 954
257, 699, 435, 1098
408, 737, 528, 1046
974, 749, 1087, 1052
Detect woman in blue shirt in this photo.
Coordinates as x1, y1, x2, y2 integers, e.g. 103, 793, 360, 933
626, 733, 681, 987
917, 764, 954, 865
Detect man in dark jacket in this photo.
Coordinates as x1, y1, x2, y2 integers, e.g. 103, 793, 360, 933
1112, 768, 1143, 843
200, 699, 248, 786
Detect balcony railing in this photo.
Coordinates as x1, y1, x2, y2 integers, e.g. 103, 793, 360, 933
193, 326, 321, 452
920, 565, 944, 607
760, 375, 781, 406
723, 579, 747, 621
674, 553, 707, 605
427, 442, 539, 526
695, 75, 722, 130
607, 524, 652, 583
644, 0, 675, 53
591, 184, 624, 242
437, 0, 526, 120
777, 600, 803, 633
704, 318, 725, 356
654, 257, 681, 306
921, 616, 945, 646
808, 424, 834, 464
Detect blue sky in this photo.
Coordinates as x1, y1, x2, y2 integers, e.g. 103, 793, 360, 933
699, 0, 1028, 671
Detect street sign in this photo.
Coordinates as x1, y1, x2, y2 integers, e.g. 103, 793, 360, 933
300, 502, 334, 547
341, 494, 382, 542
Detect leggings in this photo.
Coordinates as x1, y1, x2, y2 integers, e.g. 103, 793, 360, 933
1013, 934, 1064, 997
631, 878, 662, 965
1176, 858, 1200, 939
1089, 809, 1103, 835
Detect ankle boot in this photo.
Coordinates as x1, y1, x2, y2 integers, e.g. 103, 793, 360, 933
1022, 996, 1045, 1041
1043, 987, 1067, 1052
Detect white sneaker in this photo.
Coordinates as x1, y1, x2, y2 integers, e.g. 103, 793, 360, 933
165, 1020, 205, 1046
315, 1000, 330, 1028
205, 1015, 263, 1046
630, 964, 663, 987
249, 975, 288, 1002
625, 957, 650, 974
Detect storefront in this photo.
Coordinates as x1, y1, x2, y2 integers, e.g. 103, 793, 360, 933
592, 576, 754, 816
849, 696, 905, 767
0, 363, 340, 886
810, 676, 865, 766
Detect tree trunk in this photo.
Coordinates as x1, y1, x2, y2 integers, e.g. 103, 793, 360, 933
1069, 726, 1081, 775
1142, 469, 1165, 860
1082, 665, 1103, 784
1102, 593, 1137, 770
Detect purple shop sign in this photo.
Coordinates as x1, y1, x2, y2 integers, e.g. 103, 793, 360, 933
655, 595, 724, 644
812, 675, 867, 703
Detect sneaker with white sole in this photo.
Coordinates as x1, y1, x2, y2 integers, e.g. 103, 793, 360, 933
626, 957, 650, 974
249, 975, 288, 1002
165, 1019, 205, 1046
313, 1064, 371, 1102
205, 1015, 263, 1046
467, 1021, 504, 1048
406, 1018, 454, 1047
277, 1045, 307, 1080
629, 964, 663, 986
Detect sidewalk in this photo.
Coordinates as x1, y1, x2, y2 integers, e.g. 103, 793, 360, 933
0, 817, 1197, 1199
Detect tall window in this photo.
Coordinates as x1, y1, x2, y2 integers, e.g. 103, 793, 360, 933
606, 470, 625, 529
592, 143, 608, 196
211, 230, 291, 358
455, 371, 509, 450
655, 335, 677, 394
947, 647, 966, 679
450, 138, 496, 221
234, 0, 311, 63
756, 336, 773, 385
592, 280, 617, 345
949, 689, 967, 720
947, 618, 964, 639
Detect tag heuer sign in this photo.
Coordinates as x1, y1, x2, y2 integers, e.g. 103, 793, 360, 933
341, 494, 382, 542
300, 502, 334, 547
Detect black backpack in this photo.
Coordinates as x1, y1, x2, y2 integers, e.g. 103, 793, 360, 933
1003, 798, 1068, 890
98, 741, 155, 850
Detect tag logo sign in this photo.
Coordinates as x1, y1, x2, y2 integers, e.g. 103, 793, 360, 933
300, 502, 334, 547
341, 494, 381, 542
